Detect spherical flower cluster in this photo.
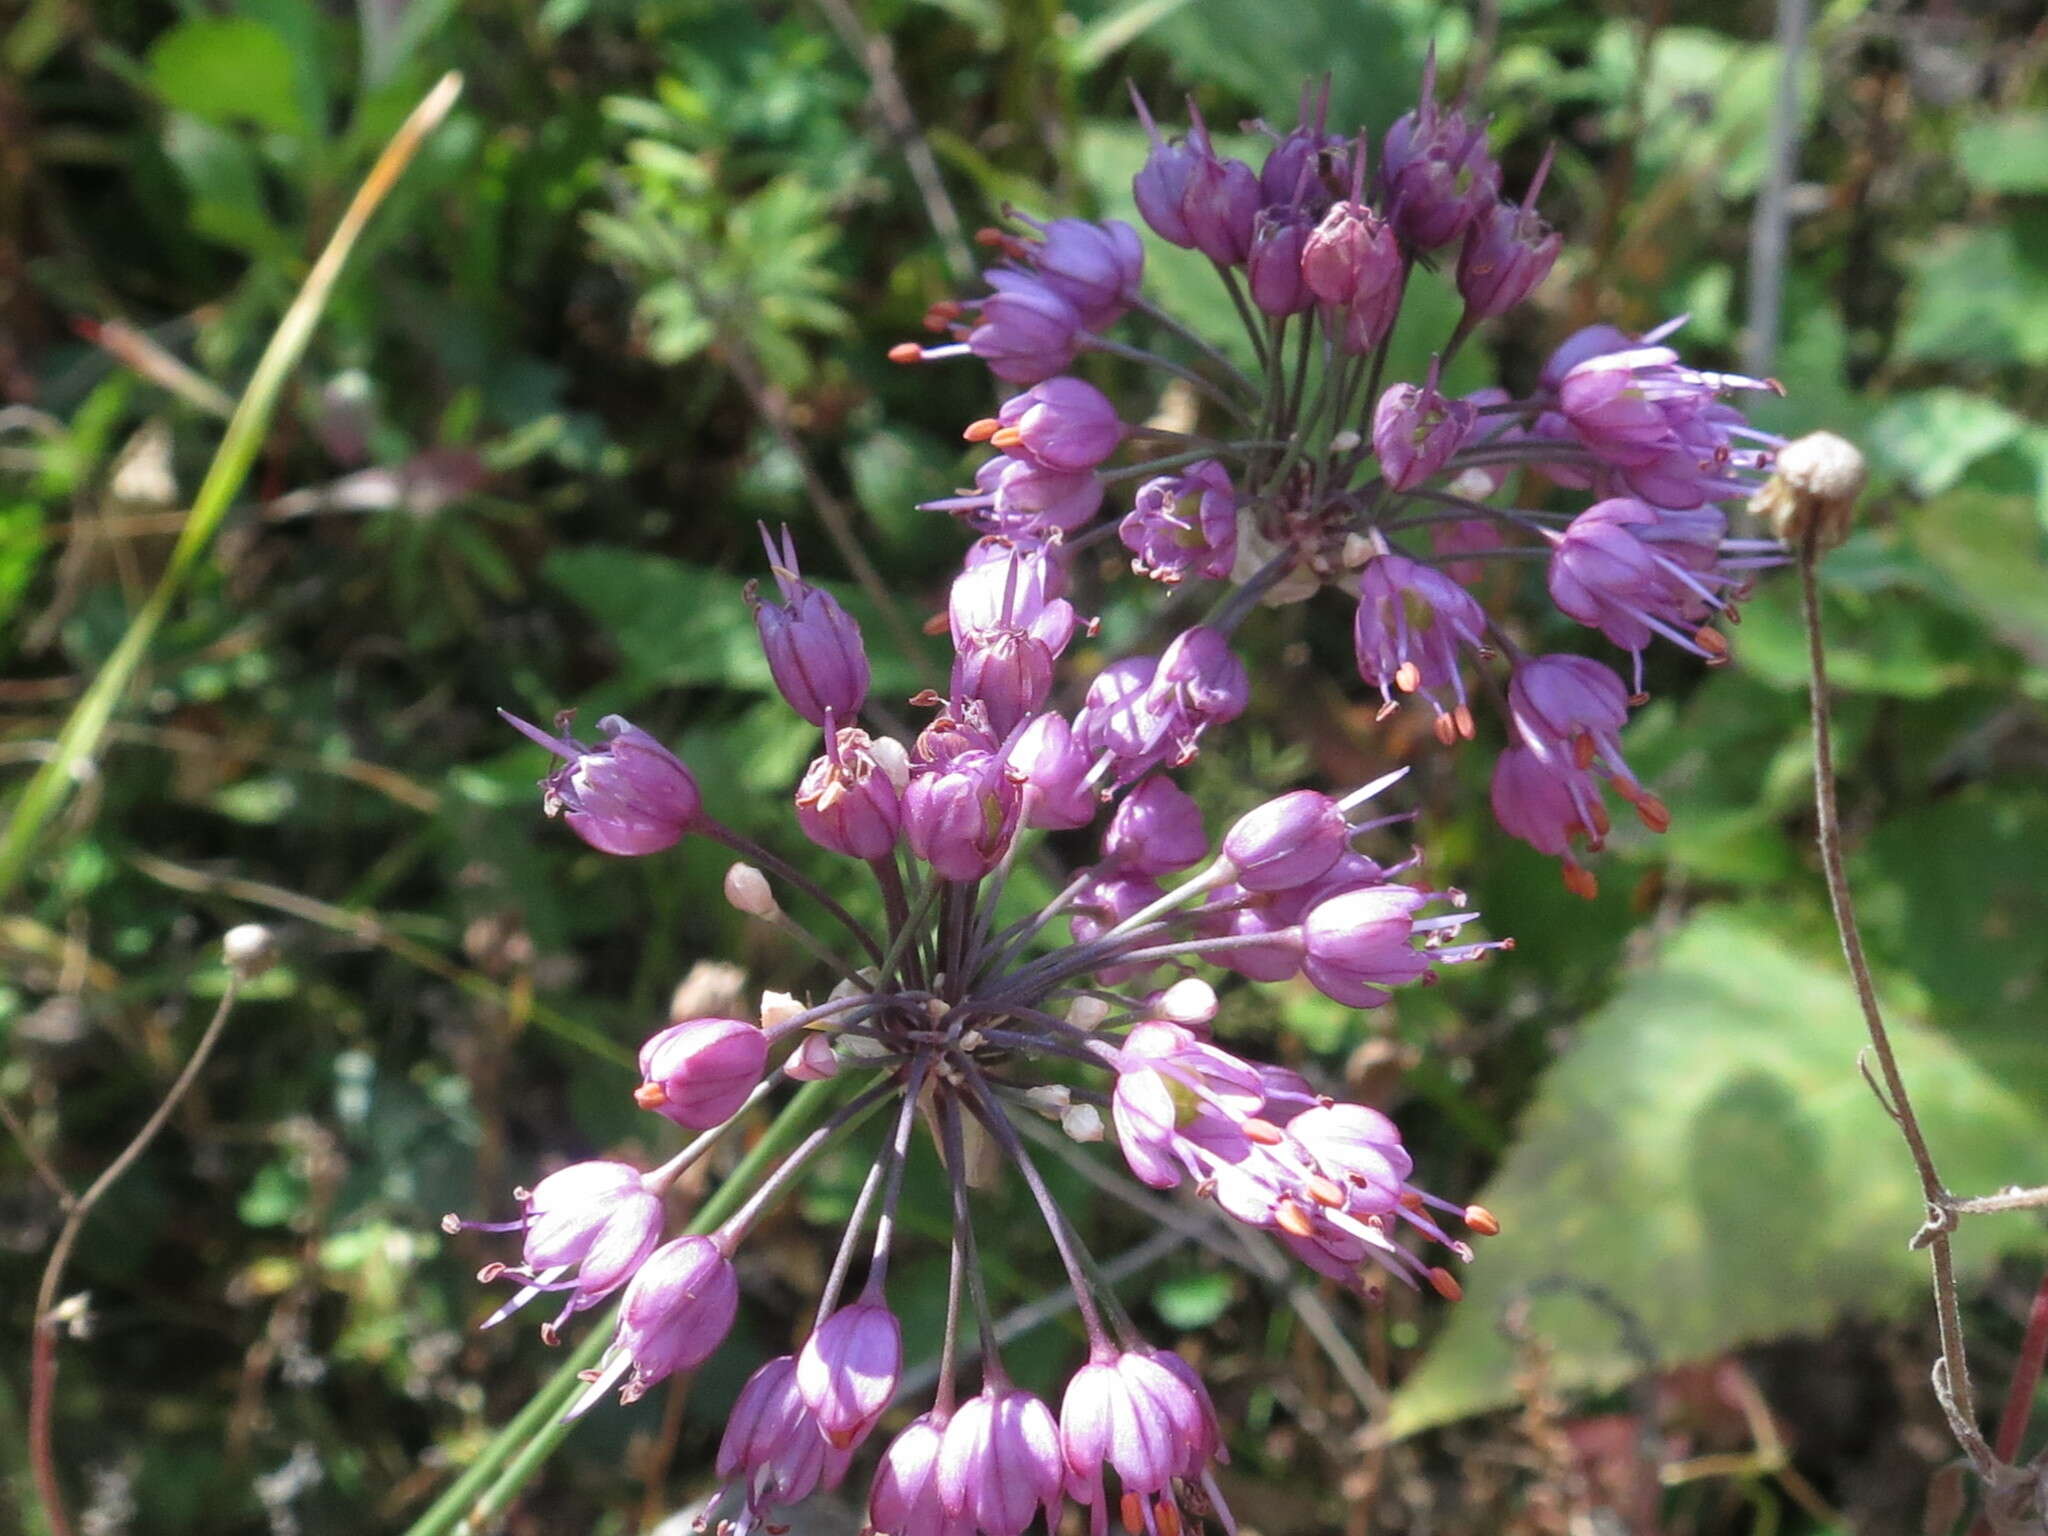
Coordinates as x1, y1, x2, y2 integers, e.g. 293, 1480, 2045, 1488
466, 524, 1504, 1534
894, 68, 1793, 897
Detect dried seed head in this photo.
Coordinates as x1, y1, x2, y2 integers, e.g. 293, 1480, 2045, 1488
1748, 430, 1865, 554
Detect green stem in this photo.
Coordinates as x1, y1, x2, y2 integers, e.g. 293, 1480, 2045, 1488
0, 75, 466, 908
403, 1078, 843, 1536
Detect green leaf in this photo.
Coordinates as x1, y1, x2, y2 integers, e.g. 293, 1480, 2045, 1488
1381, 909, 2048, 1439
1910, 491, 2048, 666
1856, 792, 2048, 1091
1957, 112, 2048, 194
1867, 388, 2026, 498
1896, 215, 2048, 370
544, 547, 773, 695
147, 17, 304, 134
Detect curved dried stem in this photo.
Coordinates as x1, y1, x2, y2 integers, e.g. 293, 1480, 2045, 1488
1798, 533, 1993, 1475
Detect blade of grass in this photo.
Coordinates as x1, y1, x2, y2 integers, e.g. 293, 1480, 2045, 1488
402, 1078, 844, 1536
0, 71, 465, 907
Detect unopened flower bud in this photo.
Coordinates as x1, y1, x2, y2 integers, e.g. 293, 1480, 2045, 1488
784, 1032, 840, 1081
1748, 430, 1864, 553
724, 863, 778, 918
1025, 1084, 1073, 1116
501, 710, 702, 856
1158, 976, 1217, 1026
222, 923, 277, 978
1061, 1104, 1105, 1142
1067, 995, 1111, 1030
638, 1017, 769, 1129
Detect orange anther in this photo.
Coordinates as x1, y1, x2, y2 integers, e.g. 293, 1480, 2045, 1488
887, 342, 923, 364
1433, 712, 1457, 746
1306, 1175, 1347, 1208
1243, 1117, 1285, 1145
990, 427, 1024, 451
633, 1082, 668, 1110
1427, 1266, 1464, 1301
1158, 1502, 1183, 1536
1572, 731, 1596, 770
1394, 661, 1422, 694
1561, 863, 1599, 901
1121, 1492, 1146, 1534
1453, 704, 1476, 740
1399, 1188, 1426, 1212
1634, 794, 1671, 834
963, 418, 999, 442
1275, 1199, 1316, 1238
1463, 1204, 1501, 1236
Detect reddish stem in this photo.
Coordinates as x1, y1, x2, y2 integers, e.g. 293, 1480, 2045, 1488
1995, 1267, 2048, 1463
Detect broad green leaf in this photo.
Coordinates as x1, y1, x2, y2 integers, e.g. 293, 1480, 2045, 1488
1382, 910, 2048, 1439
147, 16, 304, 134
1856, 792, 2048, 1091
544, 546, 775, 695
1910, 491, 2048, 666
1868, 388, 2027, 498
1896, 216, 2048, 369
1957, 112, 2048, 194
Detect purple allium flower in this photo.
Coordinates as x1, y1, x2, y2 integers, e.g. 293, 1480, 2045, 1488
1490, 743, 1605, 899
1379, 62, 1499, 251
748, 525, 871, 728
1373, 363, 1477, 492
636, 1016, 769, 1130
904, 748, 1024, 882
1003, 711, 1100, 830
1130, 88, 1203, 248
1299, 884, 1486, 1007
952, 626, 1056, 738
1147, 626, 1249, 762
1002, 215, 1144, 331
966, 271, 1088, 384
715, 1355, 854, 1527
1247, 207, 1315, 316
1120, 460, 1238, 585
1351, 553, 1488, 742
1070, 873, 1169, 985
975, 375, 1126, 473
1546, 498, 1734, 689
936, 1386, 1065, 1535
500, 710, 701, 856
1302, 198, 1403, 355
795, 724, 906, 861
1259, 76, 1343, 211
1430, 515, 1506, 584
921, 453, 1105, 538
1075, 654, 1166, 770
1198, 882, 1310, 982
1103, 775, 1208, 876
797, 1298, 903, 1451
1060, 1348, 1232, 1536
1222, 789, 1349, 892
868, 1412, 957, 1536
1177, 103, 1262, 266
1455, 148, 1561, 319
571, 1234, 739, 1410
445, 1159, 662, 1340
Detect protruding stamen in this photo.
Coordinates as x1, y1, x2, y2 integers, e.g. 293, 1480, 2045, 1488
1427, 1266, 1464, 1301
1243, 1117, 1285, 1146
634, 1082, 668, 1110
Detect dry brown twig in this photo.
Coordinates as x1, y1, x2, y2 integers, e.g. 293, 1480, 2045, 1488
1768, 434, 2048, 1531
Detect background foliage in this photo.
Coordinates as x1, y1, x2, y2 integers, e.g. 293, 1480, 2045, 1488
4, 1, 2047, 1533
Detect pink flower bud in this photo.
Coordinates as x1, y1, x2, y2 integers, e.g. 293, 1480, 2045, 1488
1223, 789, 1349, 892
501, 710, 701, 856
749, 526, 870, 728
796, 1300, 902, 1451
1004, 712, 1100, 831
611, 1235, 738, 1401
1373, 368, 1476, 491
903, 750, 1023, 881
1103, 775, 1207, 875
937, 1387, 1064, 1535
989, 375, 1125, 473
636, 1017, 768, 1129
